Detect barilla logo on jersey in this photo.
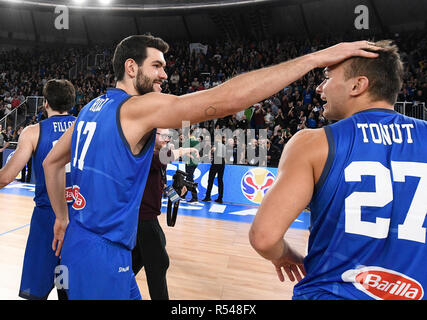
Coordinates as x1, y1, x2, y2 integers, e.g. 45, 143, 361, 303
65, 185, 86, 210
342, 266, 424, 300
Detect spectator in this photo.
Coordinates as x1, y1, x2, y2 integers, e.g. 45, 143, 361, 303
203, 136, 226, 203
266, 140, 281, 167
11, 94, 21, 109
0, 124, 10, 169
252, 105, 266, 132
306, 112, 318, 129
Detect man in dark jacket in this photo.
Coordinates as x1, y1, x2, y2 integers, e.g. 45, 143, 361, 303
132, 128, 197, 300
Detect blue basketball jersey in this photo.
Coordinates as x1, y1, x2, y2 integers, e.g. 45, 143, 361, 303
293, 108, 427, 300
69, 88, 155, 250
33, 115, 75, 207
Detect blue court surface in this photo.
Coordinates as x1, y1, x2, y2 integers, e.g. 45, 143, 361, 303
1, 181, 311, 230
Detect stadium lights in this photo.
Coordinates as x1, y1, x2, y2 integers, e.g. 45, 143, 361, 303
0, 0, 277, 11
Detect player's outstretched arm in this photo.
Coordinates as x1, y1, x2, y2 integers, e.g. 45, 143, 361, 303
249, 128, 328, 282
43, 123, 74, 256
125, 41, 380, 132
0, 125, 37, 188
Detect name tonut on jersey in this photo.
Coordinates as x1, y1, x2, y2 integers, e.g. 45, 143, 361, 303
357, 123, 414, 145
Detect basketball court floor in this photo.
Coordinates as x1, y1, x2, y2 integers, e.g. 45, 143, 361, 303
0, 181, 310, 300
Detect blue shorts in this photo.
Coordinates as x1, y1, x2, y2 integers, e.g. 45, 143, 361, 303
61, 219, 141, 300
19, 206, 59, 299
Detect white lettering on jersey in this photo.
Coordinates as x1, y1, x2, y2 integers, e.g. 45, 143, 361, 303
89, 97, 109, 112
357, 123, 414, 144
53, 121, 74, 133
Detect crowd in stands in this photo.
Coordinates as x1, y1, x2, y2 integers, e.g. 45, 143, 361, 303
0, 31, 426, 167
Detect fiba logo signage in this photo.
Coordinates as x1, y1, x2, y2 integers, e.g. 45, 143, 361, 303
241, 168, 275, 204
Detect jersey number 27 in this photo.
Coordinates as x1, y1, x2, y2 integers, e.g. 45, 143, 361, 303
345, 161, 427, 244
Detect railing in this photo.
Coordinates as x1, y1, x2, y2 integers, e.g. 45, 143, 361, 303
0, 96, 44, 132
394, 101, 426, 120
69, 53, 106, 79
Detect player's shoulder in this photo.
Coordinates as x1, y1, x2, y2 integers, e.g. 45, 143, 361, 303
288, 128, 327, 148
127, 92, 174, 106
20, 123, 40, 138
122, 92, 177, 120
284, 128, 328, 162
16, 123, 40, 151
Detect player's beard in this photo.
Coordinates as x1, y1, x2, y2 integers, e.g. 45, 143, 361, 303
135, 68, 155, 95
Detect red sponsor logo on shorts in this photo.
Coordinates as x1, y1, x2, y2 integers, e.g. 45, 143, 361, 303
342, 266, 424, 300
65, 187, 74, 203
64, 185, 86, 210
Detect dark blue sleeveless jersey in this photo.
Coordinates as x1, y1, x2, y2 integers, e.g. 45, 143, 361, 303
69, 88, 155, 250
33, 115, 75, 207
293, 109, 427, 300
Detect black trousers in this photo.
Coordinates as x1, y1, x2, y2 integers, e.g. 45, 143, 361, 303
132, 217, 169, 300
21, 158, 32, 183
185, 164, 198, 200
205, 163, 225, 200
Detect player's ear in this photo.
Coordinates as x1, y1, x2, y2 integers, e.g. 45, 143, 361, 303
124, 58, 139, 79
349, 76, 369, 97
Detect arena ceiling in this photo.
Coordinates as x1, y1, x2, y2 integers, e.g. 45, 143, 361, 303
0, 0, 426, 47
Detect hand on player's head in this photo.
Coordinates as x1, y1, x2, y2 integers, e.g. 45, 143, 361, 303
313, 40, 381, 68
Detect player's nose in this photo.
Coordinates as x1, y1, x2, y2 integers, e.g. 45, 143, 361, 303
316, 80, 325, 94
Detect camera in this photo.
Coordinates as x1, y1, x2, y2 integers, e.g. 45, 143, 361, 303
164, 170, 199, 227
172, 170, 198, 197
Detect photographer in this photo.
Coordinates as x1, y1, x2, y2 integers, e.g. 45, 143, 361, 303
132, 129, 198, 300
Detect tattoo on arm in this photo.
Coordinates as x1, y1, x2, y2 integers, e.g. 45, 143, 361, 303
205, 106, 217, 117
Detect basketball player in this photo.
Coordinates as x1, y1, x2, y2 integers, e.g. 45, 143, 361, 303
249, 40, 427, 300
0, 79, 75, 299
43, 34, 381, 299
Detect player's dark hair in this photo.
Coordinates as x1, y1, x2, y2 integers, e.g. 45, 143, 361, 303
112, 34, 169, 81
42, 79, 76, 113
344, 40, 403, 105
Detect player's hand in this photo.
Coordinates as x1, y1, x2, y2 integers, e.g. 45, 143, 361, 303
52, 218, 68, 257
271, 247, 306, 282
311, 41, 381, 68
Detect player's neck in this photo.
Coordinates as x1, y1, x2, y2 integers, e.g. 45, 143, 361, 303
116, 80, 139, 96
348, 99, 394, 117
47, 110, 68, 118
